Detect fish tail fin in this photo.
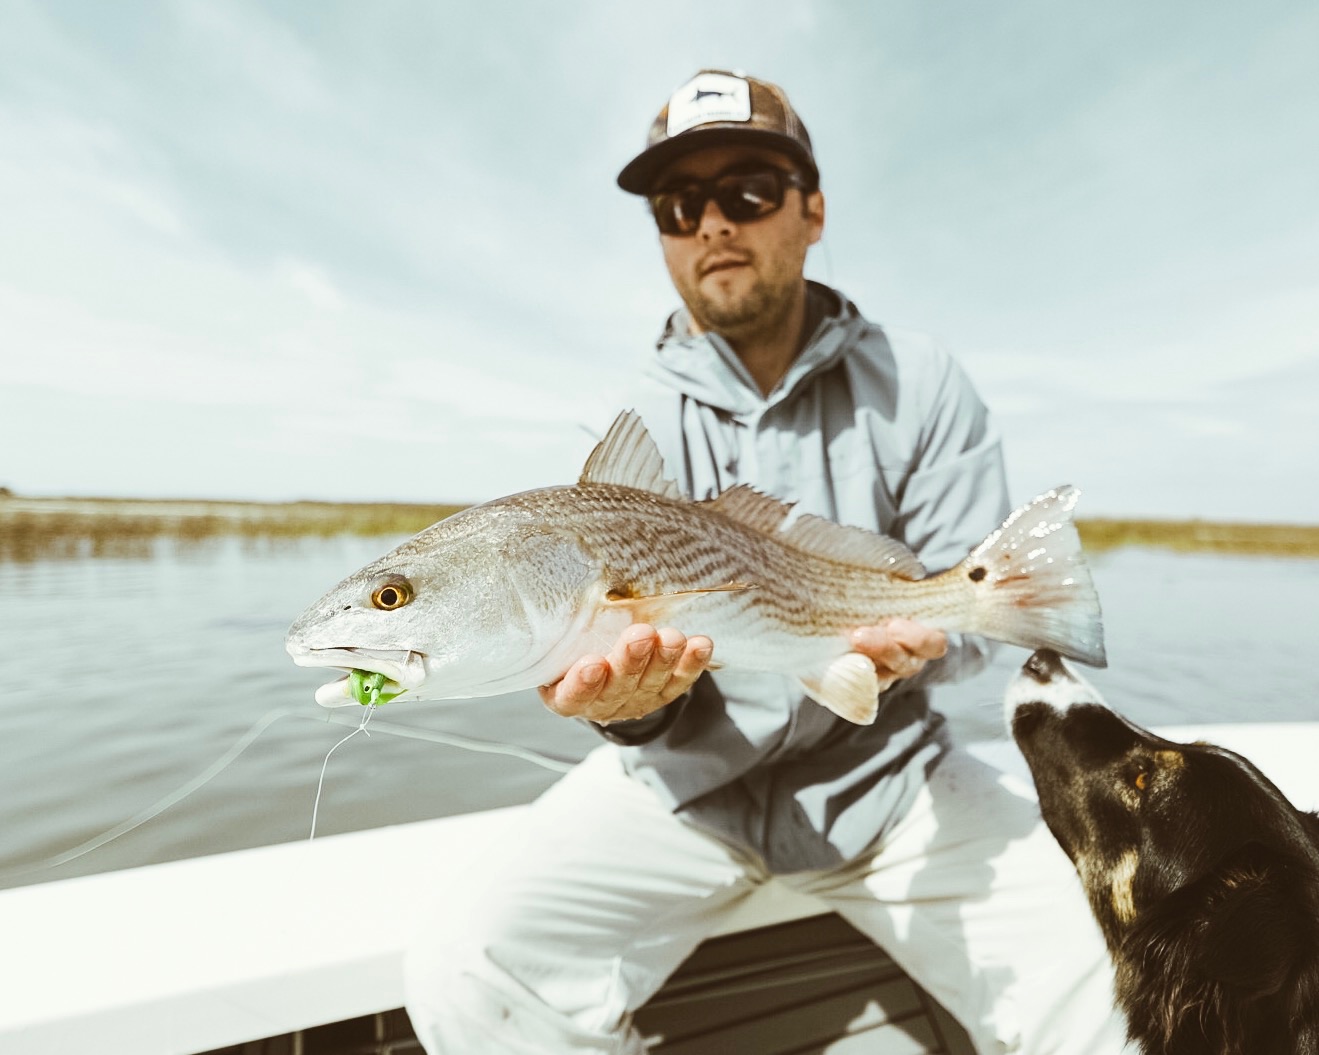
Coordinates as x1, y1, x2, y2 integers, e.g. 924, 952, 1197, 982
960, 486, 1107, 667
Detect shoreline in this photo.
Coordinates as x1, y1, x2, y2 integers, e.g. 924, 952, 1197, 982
0, 496, 465, 561
2, 495, 1317, 560
1076, 518, 1319, 559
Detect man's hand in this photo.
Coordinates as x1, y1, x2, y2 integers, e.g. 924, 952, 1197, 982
539, 623, 713, 723
849, 618, 948, 691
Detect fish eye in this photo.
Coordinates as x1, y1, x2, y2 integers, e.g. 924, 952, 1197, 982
371, 580, 414, 611
1130, 767, 1149, 792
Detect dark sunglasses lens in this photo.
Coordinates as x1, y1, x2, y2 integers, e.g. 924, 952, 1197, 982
651, 188, 705, 235
650, 170, 791, 235
714, 172, 785, 222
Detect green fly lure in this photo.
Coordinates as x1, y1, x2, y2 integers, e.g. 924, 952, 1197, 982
347, 669, 403, 707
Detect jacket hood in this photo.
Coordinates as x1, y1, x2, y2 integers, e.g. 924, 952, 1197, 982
643, 282, 870, 419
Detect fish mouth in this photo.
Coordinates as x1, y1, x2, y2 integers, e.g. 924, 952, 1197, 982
291, 647, 427, 708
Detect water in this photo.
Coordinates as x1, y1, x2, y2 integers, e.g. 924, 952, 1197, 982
1, 538, 1316, 891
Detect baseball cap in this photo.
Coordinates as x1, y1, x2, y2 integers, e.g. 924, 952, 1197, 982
617, 69, 818, 195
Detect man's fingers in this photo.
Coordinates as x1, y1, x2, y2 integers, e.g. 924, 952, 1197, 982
634, 626, 685, 696
888, 651, 926, 678
886, 618, 949, 660
850, 620, 947, 680
670, 635, 713, 689
609, 623, 660, 693
539, 625, 715, 721
538, 655, 608, 715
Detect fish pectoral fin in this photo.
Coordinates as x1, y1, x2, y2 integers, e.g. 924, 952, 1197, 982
800, 653, 880, 725
605, 581, 758, 600
603, 582, 758, 627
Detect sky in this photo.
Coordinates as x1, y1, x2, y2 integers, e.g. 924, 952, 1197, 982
1, 0, 1316, 523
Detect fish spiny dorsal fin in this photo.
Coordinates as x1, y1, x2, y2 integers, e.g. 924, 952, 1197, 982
781, 513, 927, 579
706, 484, 795, 534
580, 411, 684, 500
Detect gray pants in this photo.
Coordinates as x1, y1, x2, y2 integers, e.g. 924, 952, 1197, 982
404, 746, 1131, 1054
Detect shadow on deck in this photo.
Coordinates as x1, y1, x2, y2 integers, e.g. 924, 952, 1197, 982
197, 913, 975, 1055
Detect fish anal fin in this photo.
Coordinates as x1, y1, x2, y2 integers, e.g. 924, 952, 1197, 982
580, 411, 684, 500
800, 652, 880, 725
782, 514, 926, 579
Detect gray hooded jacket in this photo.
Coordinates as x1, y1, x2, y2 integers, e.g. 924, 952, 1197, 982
615, 282, 1010, 872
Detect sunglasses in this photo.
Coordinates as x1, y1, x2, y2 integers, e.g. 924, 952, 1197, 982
648, 167, 810, 236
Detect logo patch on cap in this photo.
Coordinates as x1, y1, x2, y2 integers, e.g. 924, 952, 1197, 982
666, 72, 751, 137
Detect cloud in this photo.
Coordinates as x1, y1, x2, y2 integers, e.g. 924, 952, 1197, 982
173, 1, 329, 114
277, 259, 344, 313
994, 356, 1318, 523
1166, 413, 1246, 439
0, 0, 1315, 522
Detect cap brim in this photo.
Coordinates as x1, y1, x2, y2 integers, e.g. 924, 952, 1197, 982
616, 127, 818, 195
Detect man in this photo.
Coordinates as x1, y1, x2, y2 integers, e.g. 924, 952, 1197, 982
405, 70, 1129, 1054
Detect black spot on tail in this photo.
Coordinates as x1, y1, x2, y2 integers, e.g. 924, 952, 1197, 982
968, 566, 987, 582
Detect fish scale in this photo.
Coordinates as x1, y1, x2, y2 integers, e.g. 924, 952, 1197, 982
286, 411, 1106, 725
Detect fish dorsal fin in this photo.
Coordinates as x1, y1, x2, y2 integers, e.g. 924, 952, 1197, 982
706, 484, 795, 534
781, 513, 926, 579
580, 410, 684, 500
708, 480, 926, 579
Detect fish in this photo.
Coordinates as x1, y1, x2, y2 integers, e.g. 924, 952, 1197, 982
285, 411, 1106, 725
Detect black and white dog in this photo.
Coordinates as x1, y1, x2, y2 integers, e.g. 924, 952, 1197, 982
1007, 649, 1319, 1054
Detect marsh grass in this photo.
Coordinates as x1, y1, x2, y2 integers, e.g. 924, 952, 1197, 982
1078, 518, 1319, 559
0, 497, 464, 561
2, 496, 1316, 562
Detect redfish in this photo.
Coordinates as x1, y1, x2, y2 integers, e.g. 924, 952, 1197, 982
286, 412, 1105, 724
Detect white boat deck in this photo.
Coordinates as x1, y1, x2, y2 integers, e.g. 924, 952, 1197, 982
1, 724, 1315, 1054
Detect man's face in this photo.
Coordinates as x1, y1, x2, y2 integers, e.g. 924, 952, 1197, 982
652, 145, 825, 340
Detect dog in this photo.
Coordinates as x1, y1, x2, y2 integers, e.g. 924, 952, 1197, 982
1006, 649, 1319, 1053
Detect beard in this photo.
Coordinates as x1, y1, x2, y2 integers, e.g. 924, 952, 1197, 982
682, 264, 799, 345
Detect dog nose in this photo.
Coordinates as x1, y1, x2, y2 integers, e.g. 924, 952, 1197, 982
1023, 649, 1065, 684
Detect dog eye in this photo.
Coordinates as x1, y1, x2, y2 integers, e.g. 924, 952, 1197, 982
1120, 760, 1150, 795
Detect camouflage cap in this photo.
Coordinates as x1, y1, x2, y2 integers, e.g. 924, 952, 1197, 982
617, 69, 818, 195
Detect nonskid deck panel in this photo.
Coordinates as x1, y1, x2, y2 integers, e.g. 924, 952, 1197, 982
196, 913, 973, 1055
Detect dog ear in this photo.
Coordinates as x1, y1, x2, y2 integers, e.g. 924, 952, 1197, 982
1194, 849, 1301, 996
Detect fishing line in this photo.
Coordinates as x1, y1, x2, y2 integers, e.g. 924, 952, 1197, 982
361, 717, 576, 773
816, 230, 835, 288
309, 702, 376, 841
0, 704, 578, 882
0, 706, 299, 883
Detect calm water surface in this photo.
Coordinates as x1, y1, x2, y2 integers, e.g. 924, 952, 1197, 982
1, 537, 1316, 890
